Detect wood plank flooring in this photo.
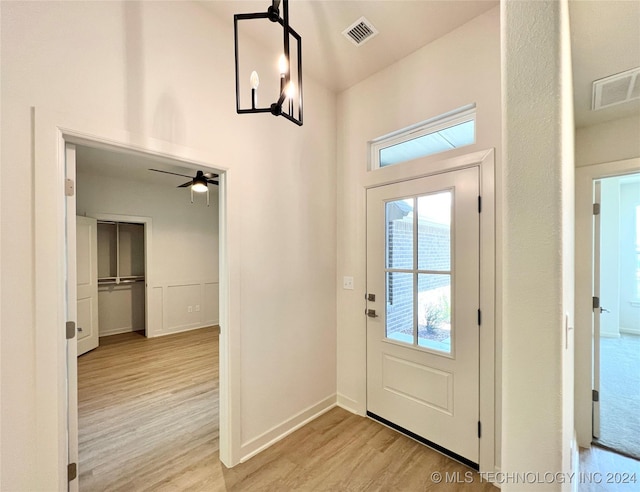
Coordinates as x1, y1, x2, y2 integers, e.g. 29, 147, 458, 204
579, 445, 640, 492
79, 327, 494, 491
78, 327, 219, 491
220, 408, 495, 492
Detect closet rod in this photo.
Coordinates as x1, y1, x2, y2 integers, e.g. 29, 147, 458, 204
98, 278, 145, 285
97, 220, 143, 226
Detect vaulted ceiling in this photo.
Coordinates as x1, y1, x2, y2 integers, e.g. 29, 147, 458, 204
80, 0, 639, 182
202, 0, 639, 128
201, 0, 498, 92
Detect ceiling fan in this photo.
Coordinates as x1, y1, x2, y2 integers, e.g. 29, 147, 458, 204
149, 168, 219, 205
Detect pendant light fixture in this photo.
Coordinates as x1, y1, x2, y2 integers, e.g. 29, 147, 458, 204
234, 0, 303, 126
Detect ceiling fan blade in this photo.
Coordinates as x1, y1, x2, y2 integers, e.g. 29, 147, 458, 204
177, 181, 193, 188
206, 179, 219, 185
203, 172, 219, 179
149, 168, 192, 179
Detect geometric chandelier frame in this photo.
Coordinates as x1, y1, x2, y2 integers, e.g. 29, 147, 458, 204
234, 0, 303, 126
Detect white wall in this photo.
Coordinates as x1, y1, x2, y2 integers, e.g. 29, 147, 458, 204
600, 178, 622, 337
0, 1, 337, 488
336, 6, 501, 467
501, 0, 575, 489
77, 170, 220, 335
619, 181, 640, 335
575, 115, 640, 168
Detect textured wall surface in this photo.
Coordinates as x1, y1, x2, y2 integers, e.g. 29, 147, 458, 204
501, 0, 575, 488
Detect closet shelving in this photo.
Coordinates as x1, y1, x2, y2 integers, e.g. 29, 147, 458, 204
97, 220, 145, 286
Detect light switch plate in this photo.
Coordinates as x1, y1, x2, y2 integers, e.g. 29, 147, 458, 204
343, 276, 354, 290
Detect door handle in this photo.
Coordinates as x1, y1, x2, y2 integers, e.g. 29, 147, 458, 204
600, 307, 610, 314
366, 309, 379, 318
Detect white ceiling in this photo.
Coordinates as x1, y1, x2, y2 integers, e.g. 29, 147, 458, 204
569, 0, 640, 128
201, 0, 499, 92
79, 0, 639, 181
76, 145, 212, 188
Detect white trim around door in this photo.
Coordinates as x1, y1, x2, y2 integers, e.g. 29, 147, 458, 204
575, 157, 640, 448
33, 107, 240, 489
364, 148, 496, 474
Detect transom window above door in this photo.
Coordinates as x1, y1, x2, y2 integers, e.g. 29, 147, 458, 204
369, 106, 476, 169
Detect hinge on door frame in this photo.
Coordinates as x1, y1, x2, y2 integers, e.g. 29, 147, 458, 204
68, 462, 77, 482
478, 196, 482, 213
65, 178, 75, 197
593, 203, 600, 215
66, 321, 76, 340
592, 297, 600, 310
478, 421, 482, 438
592, 389, 599, 402
477, 309, 481, 326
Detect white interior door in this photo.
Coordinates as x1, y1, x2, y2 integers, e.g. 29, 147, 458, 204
77, 215, 99, 356
65, 143, 79, 491
366, 166, 480, 465
593, 180, 601, 439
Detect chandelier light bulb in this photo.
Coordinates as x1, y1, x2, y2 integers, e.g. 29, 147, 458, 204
278, 54, 288, 76
285, 81, 296, 99
250, 70, 260, 89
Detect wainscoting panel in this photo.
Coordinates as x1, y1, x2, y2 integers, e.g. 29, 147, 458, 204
148, 286, 164, 336
149, 280, 219, 337
203, 282, 219, 326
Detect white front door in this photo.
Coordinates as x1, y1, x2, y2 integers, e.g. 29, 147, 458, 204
366, 166, 480, 465
77, 215, 99, 356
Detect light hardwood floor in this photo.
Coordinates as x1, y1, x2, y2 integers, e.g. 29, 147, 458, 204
79, 327, 495, 491
78, 327, 219, 491
579, 445, 640, 492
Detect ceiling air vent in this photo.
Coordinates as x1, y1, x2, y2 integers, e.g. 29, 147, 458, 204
342, 17, 379, 46
592, 66, 640, 111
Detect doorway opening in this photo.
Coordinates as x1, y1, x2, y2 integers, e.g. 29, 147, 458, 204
70, 141, 222, 488
593, 172, 640, 461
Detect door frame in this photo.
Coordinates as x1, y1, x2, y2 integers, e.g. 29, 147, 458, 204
33, 107, 240, 489
363, 148, 496, 473
575, 157, 640, 448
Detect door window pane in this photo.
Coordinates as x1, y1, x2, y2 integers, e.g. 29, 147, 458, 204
384, 191, 454, 355
417, 192, 451, 271
418, 274, 451, 353
386, 272, 414, 344
386, 199, 414, 269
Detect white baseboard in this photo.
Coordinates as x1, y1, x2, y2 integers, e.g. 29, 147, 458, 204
99, 325, 139, 337
492, 466, 501, 489
240, 394, 337, 463
620, 326, 640, 336
571, 432, 579, 492
336, 393, 361, 415
153, 321, 219, 338
600, 331, 621, 338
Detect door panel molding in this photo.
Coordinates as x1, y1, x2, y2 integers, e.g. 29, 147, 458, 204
367, 166, 480, 463
364, 148, 495, 473
76, 215, 99, 356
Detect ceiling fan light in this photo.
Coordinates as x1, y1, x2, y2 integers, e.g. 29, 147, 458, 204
192, 179, 208, 193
